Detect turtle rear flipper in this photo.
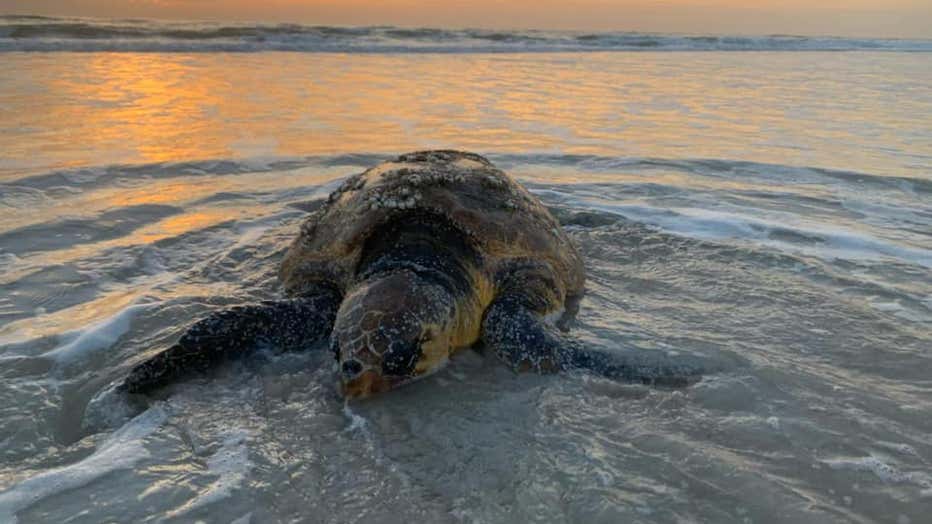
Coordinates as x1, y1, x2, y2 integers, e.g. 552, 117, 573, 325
121, 290, 340, 395
482, 293, 717, 387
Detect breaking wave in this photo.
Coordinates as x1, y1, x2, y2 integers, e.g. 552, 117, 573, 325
2, 15, 931, 53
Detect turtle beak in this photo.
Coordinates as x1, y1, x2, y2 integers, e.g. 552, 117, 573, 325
341, 370, 397, 398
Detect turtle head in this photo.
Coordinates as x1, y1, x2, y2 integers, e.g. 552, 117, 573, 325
332, 270, 456, 398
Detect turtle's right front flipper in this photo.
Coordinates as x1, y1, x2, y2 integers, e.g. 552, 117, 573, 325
122, 290, 340, 395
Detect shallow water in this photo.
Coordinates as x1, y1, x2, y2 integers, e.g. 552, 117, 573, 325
1, 49, 931, 523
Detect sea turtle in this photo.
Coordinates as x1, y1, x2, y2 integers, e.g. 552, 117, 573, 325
119, 151, 706, 398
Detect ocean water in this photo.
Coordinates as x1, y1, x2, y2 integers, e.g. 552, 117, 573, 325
3, 15, 932, 53
1, 17, 931, 524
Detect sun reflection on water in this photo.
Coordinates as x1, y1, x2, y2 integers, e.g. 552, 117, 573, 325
2, 52, 929, 182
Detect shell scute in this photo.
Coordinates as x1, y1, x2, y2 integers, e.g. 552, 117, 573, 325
280, 151, 584, 301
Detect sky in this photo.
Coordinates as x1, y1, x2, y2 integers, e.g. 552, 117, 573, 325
2, 0, 931, 39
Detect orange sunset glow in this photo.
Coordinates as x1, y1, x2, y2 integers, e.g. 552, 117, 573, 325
2, 0, 930, 38
1, 0, 930, 518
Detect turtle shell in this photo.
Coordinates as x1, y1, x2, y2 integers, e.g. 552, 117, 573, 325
280, 151, 584, 302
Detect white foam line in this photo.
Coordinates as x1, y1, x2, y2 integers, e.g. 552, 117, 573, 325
822, 455, 932, 492
343, 401, 369, 433
591, 202, 932, 269
0, 406, 168, 524
2, 21, 931, 53
45, 302, 156, 374
342, 401, 413, 489
165, 429, 253, 519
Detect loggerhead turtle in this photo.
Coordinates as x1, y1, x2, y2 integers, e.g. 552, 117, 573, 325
120, 151, 706, 398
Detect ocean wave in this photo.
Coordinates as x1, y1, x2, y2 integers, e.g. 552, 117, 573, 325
7, 154, 929, 196
2, 153, 928, 276
1, 16, 930, 53
582, 202, 932, 269
0, 406, 168, 523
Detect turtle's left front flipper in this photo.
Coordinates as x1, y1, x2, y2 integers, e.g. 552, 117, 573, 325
122, 291, 340, 395
482, 294, 714, 387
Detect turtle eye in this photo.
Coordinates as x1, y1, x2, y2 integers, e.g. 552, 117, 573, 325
382, 339, 421, 376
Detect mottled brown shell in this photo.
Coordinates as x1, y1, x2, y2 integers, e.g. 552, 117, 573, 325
279, 150, 584, 304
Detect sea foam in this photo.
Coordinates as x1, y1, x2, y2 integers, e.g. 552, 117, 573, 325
0, 406, 167, 524
2, 16, 930, 53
